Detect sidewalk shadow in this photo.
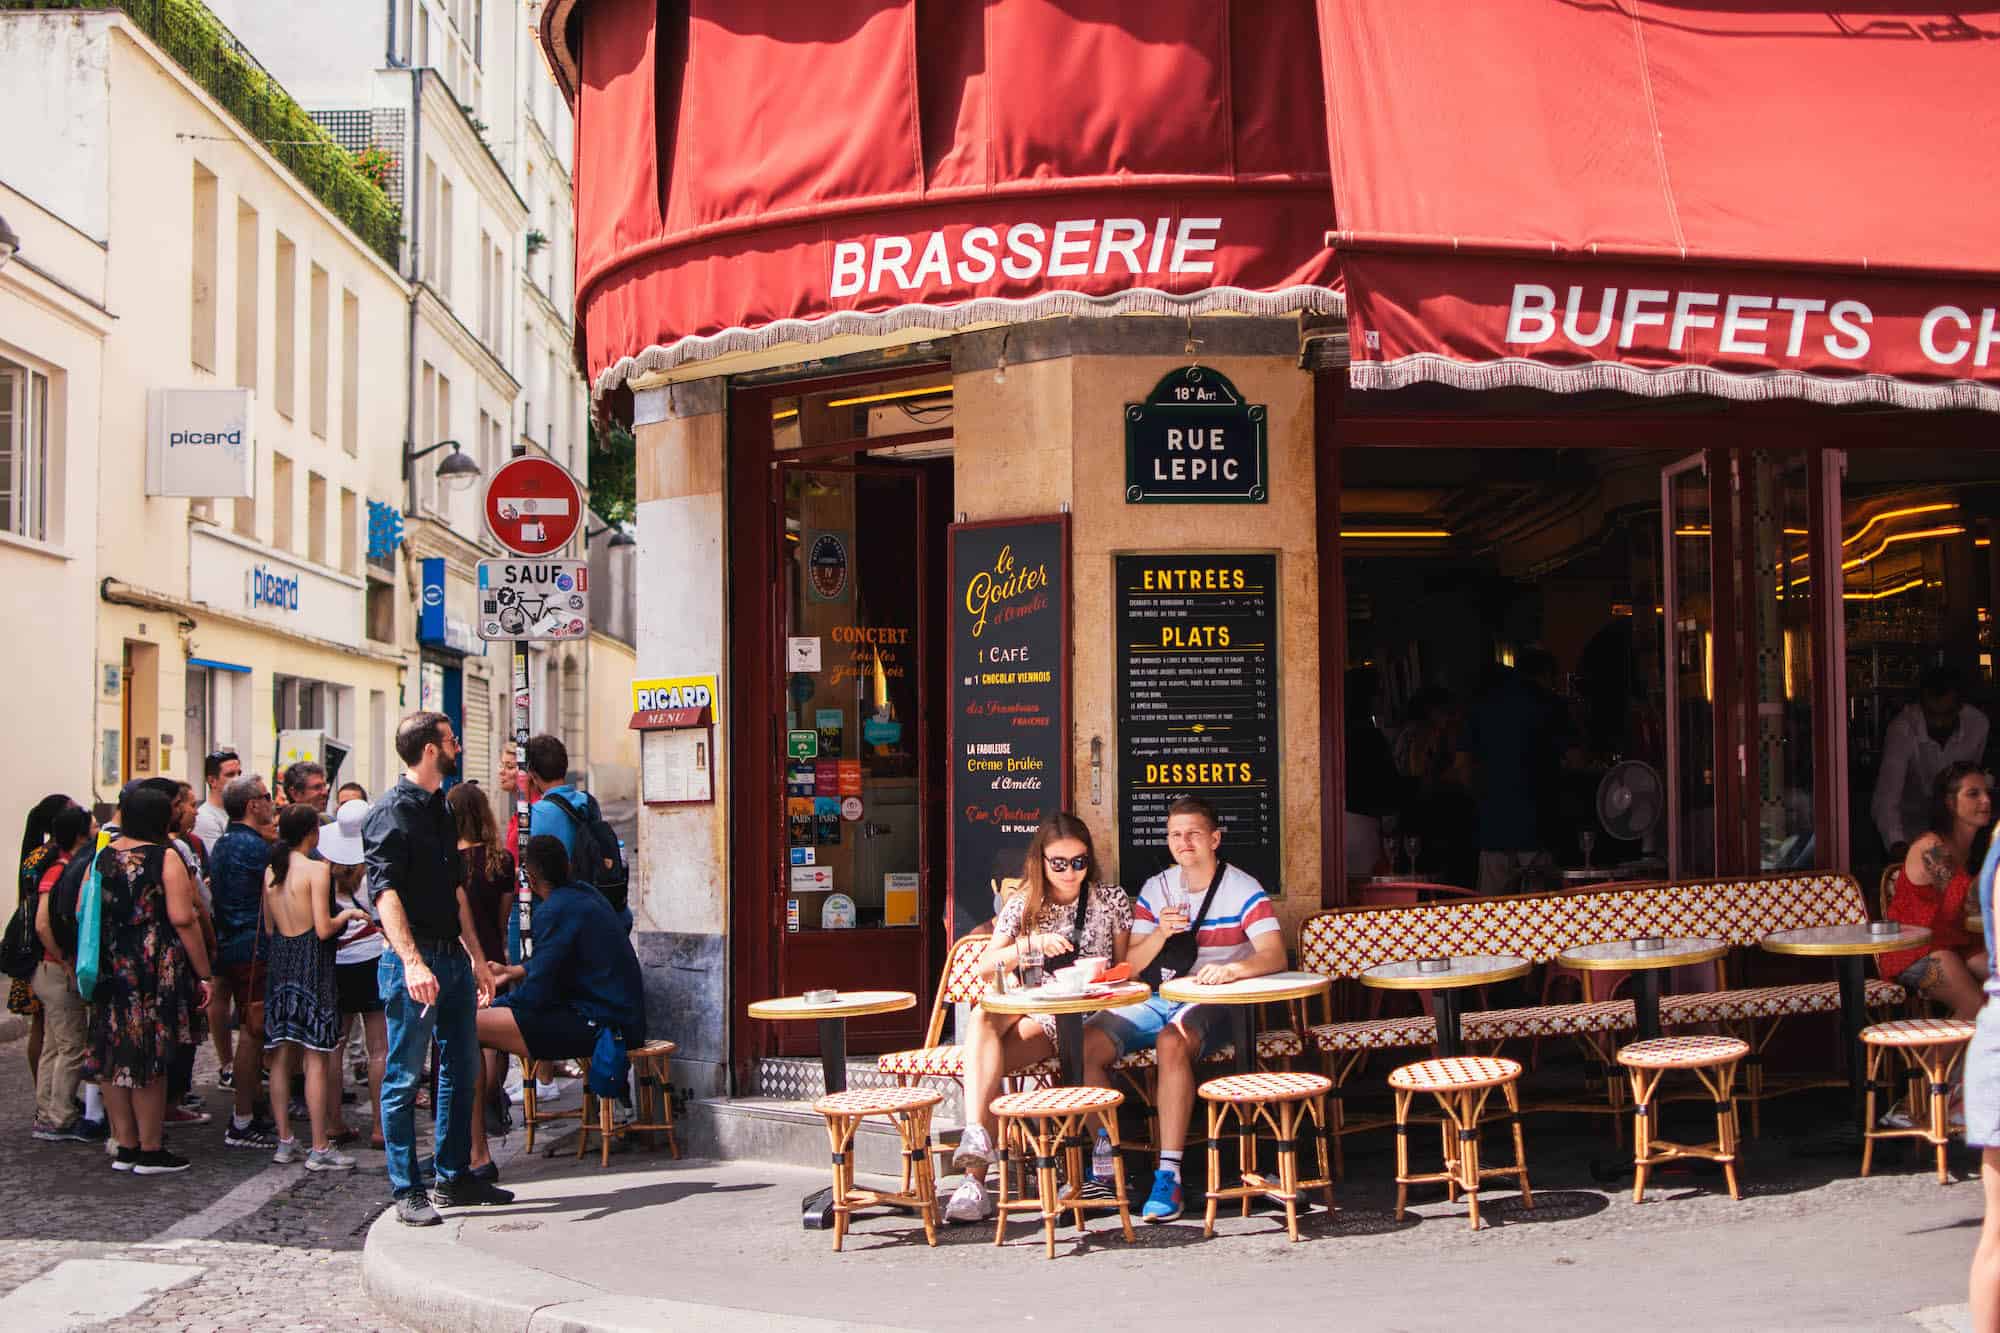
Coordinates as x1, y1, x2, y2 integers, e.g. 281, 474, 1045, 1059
466, 1175, 772, 1224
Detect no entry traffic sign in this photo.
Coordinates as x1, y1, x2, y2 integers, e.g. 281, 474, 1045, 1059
484, 455, 583, 557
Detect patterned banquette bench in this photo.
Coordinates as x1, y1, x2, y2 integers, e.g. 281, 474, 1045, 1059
1296, 873, 1906, 1150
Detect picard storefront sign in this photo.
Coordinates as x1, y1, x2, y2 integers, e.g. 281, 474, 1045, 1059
145, 387, 253, 498
1125, 367, 1267, 504
187, 529, 363, 648
947, 515, 1069, 940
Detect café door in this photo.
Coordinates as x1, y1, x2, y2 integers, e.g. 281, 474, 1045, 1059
769, 462, 937, 1053
1662, 449, 1842, 878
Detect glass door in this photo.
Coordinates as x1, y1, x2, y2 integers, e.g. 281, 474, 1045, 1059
1662, 455, 1719, 877
1741, 451, 1820, 870
771, 461, 933, 1050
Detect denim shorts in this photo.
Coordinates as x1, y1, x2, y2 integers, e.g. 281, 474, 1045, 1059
1964, 999, 2000, 1150
1086, 994, 1230, 1060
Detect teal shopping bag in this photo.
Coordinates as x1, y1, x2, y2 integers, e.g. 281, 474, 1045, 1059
75, 847, 104, 1001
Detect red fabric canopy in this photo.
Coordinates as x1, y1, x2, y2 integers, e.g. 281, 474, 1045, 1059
1319, 2, 2000, 409
569, 0, 1339, 394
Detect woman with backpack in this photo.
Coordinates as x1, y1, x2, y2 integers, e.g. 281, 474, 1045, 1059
7, 793, 74, 1089
88, 783, 213, 1175
25, 803, 94, 1141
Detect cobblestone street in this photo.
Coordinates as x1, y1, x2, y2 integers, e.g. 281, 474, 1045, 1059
0, 1031, 533, 1330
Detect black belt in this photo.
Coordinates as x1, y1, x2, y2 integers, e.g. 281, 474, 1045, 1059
411, 934, 459, 952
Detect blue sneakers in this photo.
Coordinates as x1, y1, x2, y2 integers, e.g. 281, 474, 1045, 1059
1141, 1171, 1183, 1222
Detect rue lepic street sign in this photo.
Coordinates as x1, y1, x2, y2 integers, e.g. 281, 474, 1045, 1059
477, 558, 590, 641
1124, 365, 1268, 504
484, 455, 584, 556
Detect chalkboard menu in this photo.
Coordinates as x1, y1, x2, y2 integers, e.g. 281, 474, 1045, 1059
1115, 553, 1280, 896
948, 516, 1070, 940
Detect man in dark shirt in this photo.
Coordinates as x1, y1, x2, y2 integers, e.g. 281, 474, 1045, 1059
365, 710, 506, 1225
211, 775, 280, 1146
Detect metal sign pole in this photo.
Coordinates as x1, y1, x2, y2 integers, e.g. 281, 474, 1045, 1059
513, 640, 532, 959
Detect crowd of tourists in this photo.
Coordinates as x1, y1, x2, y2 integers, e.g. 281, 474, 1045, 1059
3, 711, 646, 1225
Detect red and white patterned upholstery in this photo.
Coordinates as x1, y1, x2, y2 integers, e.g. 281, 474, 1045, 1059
813, 1085, 944, 1116
1109, 1028, 1303, 1070
1462, 999, 1634, 1041
1861, 1016, 1976, 1048
1308, 1014, 1438, 1053
874, 1045, 1060, 1080
1299, 873, 1873, 979
1659, 979, 1905, 1025
992, 1085, 1124, 1117
1388, 1055, 1523, 1092
1199, 1071, 1335, 1103
1616, 1034, 1750, 1069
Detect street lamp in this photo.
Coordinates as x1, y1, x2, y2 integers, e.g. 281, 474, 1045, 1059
0, 212, 19, 272
406, 438, 483, 492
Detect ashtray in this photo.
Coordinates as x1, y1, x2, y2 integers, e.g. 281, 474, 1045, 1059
1633, 937, 1666, 953
1416, 957, 1451, 974
1867, 921, 1901, 937
804, 988, 839, 1004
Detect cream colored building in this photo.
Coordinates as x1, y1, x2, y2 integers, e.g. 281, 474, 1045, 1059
1, 8, 411, 809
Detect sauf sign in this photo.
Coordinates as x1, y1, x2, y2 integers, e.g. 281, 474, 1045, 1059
146, 388, 254, 498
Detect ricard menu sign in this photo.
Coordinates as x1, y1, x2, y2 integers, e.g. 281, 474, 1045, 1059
948, 516, 1070, 940
1115, 552, 1280, 895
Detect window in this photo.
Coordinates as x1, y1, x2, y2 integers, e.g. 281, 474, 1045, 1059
233, 467, 256, 538
397, 0, 414, 63
340, 486, 358, 574
309, 263, 329, 438
367, 582, 395, 643
472, 0, 483, 64
271, 452, 294, 552
438, 177, 455, 303
235, 202, 259, 390
421, 159, 438, 284
307, 471, 328, 565
340, 290, 359, 456
419, 361, 436, 513
0, 357, 50, 542
545, 350, 558, 453
416, 1, 430, 67
274, 234, 297, 419
191, 164, 219, 372
478, 232, 492, 343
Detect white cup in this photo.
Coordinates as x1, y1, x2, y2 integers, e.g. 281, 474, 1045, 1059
1071, 956, 1107, 983
1052, 964, 1092, 994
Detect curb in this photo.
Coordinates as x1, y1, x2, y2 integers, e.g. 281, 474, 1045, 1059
362, 1202, 914, 1333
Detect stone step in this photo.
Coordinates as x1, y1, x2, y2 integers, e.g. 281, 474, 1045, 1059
683, 1057, 965, 1172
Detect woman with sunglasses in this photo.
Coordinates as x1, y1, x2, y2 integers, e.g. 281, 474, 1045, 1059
944, 813, 1131, 1224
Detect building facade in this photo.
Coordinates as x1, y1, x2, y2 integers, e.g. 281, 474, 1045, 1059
2, 6, 411, 813
540, 0, 2000, 1104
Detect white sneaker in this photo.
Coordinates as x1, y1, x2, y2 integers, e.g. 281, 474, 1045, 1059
944, 1174, 992, 1223
951, 1122, 993, 1171
272, 1137, 303, 1164
1879, 1107, 1916, 1131
535, 1078, 564, 1100
305, 1147, 357, 1172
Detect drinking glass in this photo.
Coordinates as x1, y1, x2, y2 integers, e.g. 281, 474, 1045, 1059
1579, 829, 1597, 870
1405, 834, 1423, 875
1382, 834, 1403, 876
1017, 933, 1046, 990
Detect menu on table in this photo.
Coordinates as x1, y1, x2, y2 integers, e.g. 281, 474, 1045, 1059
1115, 553, 1280, 897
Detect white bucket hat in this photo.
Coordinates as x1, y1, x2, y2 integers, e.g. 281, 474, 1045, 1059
319, 798, 368, 865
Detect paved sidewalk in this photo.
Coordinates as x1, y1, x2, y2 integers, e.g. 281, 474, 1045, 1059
367, 1096, 1988, 1332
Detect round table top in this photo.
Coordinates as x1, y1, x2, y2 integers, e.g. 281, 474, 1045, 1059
1561, 868, 1619, 884
746, 990, 917, 1021
979, 979, 1151, 1016
1360, 955, 1532, 991
1759, 924, 1933, 958
1557, 937, 1730, 971
1157, 970, 1331, 1006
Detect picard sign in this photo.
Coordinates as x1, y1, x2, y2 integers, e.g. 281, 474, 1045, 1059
1124, 367, 1267, 504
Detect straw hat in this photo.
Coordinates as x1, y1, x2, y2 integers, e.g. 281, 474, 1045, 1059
319, 798, 368, 865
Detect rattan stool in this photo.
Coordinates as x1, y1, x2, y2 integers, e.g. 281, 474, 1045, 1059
575, 1056, 628, 1168
1197, 1070, 1335, 1241
810, 1086, 944, 1252
1861, 1017, 1975, 1184
1616, 1034, 1748, 1203
516, 1053, 582, 1154
990, 1086, 1134, 1259
626, 1040, 682, 1158
1388, 1055, 1532, 1231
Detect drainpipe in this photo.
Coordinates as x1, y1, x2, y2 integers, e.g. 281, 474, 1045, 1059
403, 66, 423, 516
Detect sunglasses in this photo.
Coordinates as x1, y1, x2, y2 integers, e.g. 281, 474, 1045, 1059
1044, 854, 1090, 873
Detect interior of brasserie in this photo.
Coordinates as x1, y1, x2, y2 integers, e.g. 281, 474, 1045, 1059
1339, 417, 2000, 901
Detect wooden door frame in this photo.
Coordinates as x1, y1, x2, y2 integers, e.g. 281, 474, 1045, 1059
724, 363, 953, 1089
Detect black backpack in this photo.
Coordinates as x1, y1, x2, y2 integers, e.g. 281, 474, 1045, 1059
0, 847, 51, 979
46, 844, 98, 962
543, 792, 629, 916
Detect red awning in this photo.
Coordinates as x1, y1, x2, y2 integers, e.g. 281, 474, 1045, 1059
565, 0, 1339, 395
1319, 2, 2000, 411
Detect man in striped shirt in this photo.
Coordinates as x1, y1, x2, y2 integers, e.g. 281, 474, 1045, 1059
1083, 796, 1284, 1221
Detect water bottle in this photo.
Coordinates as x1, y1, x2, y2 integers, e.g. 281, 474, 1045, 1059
1091, 1129, 1116, 1183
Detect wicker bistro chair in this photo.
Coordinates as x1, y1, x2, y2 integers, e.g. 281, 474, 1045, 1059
627, 1040, 682, 1158
517, 1052, 584, 1154
1388, 1055, 1533, 1231
1615, 1035, 1749, 1203
1197, 1070, 1336, 1242
989, 1085, 1134, 1259
1860, 1017, 1976, 1183
810, 1085, 946, 1253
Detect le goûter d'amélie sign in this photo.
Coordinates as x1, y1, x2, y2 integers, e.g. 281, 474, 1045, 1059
947, 516, 1070, 941
1125, 366, 1268, 504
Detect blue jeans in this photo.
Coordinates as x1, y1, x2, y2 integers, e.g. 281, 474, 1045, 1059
1087, 994, 1231, 1061
379, 942, 479, 1197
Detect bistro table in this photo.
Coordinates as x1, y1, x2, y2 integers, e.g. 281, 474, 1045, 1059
746, 990, 917, 1229
1360, 955, 1532, 1058
1760, 923, 1930, 1137
979, 980, 1152, 1086
1159, 971, 1332, 1075
1556, 937, 1729, 1041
